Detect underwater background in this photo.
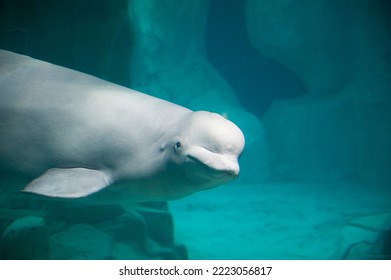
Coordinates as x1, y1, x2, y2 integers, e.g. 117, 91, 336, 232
0, 0, 390, 259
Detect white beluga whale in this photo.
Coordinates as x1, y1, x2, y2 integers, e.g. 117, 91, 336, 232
0, 49, 245, 202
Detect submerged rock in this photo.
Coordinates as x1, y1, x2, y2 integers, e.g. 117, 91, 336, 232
0, 216, 49, 259
138, 202, 175, 246
45, 201, 187, 260
97, 211, 147, 244
46, 202, 125, 224
50, 223, 113, 260
96, 202, 188, 260
110, 241, 149, 260
333, 212, 391, 259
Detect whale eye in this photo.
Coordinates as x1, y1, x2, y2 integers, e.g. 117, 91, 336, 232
173, 137, 183, 153
175, 141, 182, 150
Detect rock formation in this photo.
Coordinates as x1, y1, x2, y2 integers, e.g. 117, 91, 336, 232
0, 216, 49, 259
247, 0, 391, 183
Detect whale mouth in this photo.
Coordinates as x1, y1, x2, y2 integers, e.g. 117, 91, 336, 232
186, 146, 240, 178
186, 156, 238, 188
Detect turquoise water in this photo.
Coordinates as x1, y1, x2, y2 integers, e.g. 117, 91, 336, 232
0, 0, 390, 260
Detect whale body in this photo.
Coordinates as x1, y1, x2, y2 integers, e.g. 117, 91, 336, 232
0, 50, 245, 202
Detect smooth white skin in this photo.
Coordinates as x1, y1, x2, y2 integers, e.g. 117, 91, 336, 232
0, 50, 245, 202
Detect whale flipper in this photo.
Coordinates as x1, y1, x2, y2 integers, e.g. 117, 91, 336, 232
22, 168, 113, 198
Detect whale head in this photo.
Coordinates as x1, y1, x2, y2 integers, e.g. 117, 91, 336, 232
168, 111, 245, 192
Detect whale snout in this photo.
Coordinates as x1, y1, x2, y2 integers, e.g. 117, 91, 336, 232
214, 156, 240, 177
185, 145, 241, 179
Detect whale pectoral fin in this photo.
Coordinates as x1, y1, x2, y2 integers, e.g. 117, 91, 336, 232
22, 167, 113, 198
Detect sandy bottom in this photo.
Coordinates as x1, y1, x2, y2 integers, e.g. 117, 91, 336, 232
169, 181, 391, 260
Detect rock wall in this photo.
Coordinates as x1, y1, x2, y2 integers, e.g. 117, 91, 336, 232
247, 0, 391, 183
247, 0, 355, 95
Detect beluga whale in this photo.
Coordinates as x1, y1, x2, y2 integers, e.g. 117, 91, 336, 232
0, 49, 245, 202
